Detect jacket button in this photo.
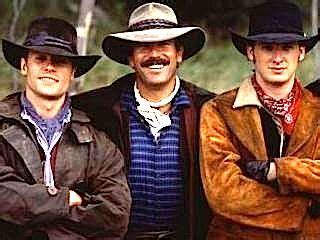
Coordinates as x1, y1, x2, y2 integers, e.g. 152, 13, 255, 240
47, 186, 58, 196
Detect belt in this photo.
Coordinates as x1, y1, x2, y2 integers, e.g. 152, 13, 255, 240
126, 230, 177, 240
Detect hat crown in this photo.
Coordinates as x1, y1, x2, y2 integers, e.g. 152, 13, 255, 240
248, 1, 304, 36
24, 17, 78, 54
128, 2, 178, 29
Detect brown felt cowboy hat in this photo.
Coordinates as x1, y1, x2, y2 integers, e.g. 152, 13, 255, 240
2, 17, 101, 78
102, 2, 206, 65
230, 1, 319, 55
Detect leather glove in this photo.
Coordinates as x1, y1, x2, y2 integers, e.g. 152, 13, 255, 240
241, 160, 273, 184
71, 181, 90, 206
71, 181, 102, 206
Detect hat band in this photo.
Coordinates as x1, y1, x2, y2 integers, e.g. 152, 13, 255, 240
24, 32, 73, 53
129, 19, 178, 31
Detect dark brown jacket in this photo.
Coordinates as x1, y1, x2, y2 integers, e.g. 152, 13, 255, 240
200, 78, 320, 239
0, 93, 131, 240
73, 73, 215, 240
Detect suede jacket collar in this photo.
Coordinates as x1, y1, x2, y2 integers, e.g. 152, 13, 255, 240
233, 77, 262, 108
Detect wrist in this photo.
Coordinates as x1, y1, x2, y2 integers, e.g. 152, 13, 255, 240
267, 162, 277, 181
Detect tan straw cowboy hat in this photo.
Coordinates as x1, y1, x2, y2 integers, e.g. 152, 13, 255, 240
102, 2, 206, 65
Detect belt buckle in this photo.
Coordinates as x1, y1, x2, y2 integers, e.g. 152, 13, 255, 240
129, 230, 176, 240
157, 230, 175, 239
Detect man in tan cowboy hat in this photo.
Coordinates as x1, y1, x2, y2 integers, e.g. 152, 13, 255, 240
0, 17, 131, 239
73, 2, 214, 239
200, 1, 320, 239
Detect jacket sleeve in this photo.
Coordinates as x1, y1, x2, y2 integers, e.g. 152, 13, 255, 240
0, 140, 70, 226
64, 128, 131, 239
275, 154, 320, 195
200, 100, 308, 230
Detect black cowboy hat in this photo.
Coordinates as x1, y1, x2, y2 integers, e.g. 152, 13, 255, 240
102, 2, 205, 65
2, 17, 101, 78
230, 1, 319, 55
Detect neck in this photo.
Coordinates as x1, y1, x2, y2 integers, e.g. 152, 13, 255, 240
25, 91, 66, 119
255, 74, 295, 100
136, 76, 177, 102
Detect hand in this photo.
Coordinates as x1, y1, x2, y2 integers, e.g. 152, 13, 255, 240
72, 181, 89, 199
241, 160, 276, 183
69, 190, 82, 207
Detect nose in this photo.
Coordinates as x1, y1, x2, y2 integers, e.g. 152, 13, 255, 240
272, 49, 284, 64
148, 45, 161, 56
43, 57, 56, 72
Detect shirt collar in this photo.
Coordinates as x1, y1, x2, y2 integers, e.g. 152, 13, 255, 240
121, 76, 191, 112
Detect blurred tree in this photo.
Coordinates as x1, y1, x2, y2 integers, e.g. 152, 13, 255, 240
9, 0, 26, 92
73, 0, 96, 93
49, 0, 58, 13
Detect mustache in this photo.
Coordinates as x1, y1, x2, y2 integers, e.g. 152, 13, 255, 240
141, 57, 170, 67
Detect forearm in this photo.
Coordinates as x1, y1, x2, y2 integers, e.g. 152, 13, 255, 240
64, 181, 130, 238
62, 131, 131, 238
275, 157, 320, 195
0, 181, 69, 225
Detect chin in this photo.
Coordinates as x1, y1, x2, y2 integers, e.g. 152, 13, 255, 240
144, 76, 168, 85
39, 92, 65, 100
266, 78, 291, 85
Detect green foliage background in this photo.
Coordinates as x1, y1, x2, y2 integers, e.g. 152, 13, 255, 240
0, 0, 317, 98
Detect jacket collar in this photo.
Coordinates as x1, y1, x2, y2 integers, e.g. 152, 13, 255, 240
233, 77, 262, 108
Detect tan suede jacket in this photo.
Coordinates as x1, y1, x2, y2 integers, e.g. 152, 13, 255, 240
200, 78, 320, 239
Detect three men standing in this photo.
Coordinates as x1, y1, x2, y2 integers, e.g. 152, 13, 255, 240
0, 17, 131, 239
2, 1, 320, 240
73, 2, 213, 239
200, 1, 320, 239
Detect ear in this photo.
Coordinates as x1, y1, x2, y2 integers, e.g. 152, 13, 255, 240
246, 45, 254, 61
128, 56, 135, 70
298, 46, 306, 61
20, 57, 28, 76
177, 45, 184, 64
71, 66, 76, 80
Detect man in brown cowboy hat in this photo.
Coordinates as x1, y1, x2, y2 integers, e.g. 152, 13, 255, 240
200, 1, 320, 239
73, 2, 214, 239
0, 17, 131, 239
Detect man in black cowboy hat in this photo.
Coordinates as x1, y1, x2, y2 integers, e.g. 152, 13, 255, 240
73, 2, 214, 239
0, 17, 131, 239
306, 35, 320, 93
200, 1, 320, 239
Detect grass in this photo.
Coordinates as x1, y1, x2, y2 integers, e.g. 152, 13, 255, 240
0, 40, 317, 98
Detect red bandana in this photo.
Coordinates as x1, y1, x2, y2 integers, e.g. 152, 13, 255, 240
252, 75, 302, 135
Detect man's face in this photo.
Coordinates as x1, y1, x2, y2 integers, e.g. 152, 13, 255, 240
128, 40, 184, 87
247, 42, 305, 85
21, 50, 75, 100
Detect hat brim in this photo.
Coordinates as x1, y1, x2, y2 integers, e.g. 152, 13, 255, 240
230, 30, 319, 55
102, 27, 206, 65
2, 39, 101, 78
